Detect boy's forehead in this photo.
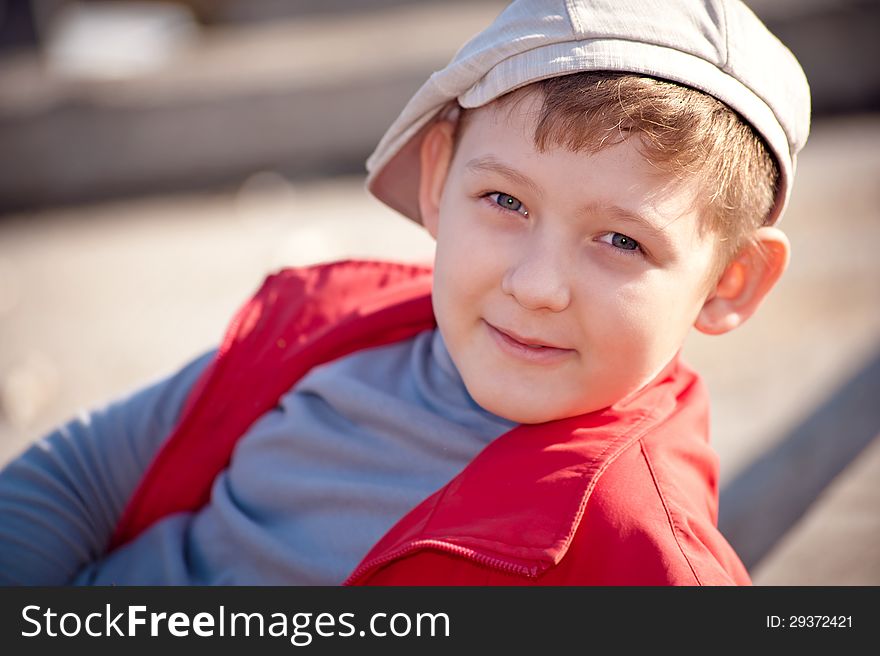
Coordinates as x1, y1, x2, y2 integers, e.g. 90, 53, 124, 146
455, 102, 709, 243
454, 93, 553, 175
458, 91, 694, 191
458, 85, 654, 174
460, 88, 544, 142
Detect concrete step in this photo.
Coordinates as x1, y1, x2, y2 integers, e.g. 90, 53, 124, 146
751, 433, 880, 585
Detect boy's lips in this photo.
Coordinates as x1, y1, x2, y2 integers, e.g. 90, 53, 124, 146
483, 320, 575, 364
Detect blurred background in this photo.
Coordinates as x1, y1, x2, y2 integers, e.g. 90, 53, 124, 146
0, 0, 878, 584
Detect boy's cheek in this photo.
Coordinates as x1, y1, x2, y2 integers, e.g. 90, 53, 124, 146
577, 305, 671, 374
435, 241, 498, 297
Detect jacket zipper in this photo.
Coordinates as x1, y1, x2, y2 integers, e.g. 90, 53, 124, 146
343, 539, 540, 585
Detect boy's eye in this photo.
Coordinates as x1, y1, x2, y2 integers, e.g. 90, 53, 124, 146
610, 233, 639, 250
598, 232, 642, 254
488, 192, 528, 216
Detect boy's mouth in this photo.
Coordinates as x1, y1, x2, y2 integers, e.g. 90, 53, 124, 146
484, 320, 574, 364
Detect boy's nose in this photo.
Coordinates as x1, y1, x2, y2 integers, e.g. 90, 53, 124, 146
501, 247, 572, 312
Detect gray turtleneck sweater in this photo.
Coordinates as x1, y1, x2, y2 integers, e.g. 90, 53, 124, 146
0, 329, 515, 585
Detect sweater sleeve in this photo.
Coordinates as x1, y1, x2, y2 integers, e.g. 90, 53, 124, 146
0, 349, 216, 585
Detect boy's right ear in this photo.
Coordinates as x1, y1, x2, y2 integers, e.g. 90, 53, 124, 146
418, 119, 457, 239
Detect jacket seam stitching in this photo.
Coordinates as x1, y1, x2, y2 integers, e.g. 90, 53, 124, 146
562, 408, 661, 543
640, 439, 703, 585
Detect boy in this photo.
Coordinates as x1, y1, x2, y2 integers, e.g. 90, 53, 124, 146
0, 0, 809, 585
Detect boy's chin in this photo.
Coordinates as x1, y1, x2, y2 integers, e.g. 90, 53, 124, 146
468, 385, 581, 425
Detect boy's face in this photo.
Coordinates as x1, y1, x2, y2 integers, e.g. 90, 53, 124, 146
423, 93, 722, 424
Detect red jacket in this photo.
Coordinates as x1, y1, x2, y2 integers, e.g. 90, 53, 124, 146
111, 259, 750, 585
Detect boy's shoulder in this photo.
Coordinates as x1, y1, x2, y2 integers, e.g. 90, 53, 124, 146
252, 259, 433, 318
561, 383, 751, 585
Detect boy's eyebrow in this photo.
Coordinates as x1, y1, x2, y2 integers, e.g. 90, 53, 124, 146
465, 156, 544, 199
589, 203, 664, 232
588, 203, 680, 251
